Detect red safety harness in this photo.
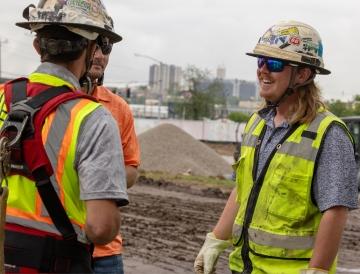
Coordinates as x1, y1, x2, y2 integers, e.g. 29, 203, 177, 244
1, 78, 96, 273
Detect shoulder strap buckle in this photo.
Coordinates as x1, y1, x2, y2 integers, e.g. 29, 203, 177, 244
1, 115, 30, 148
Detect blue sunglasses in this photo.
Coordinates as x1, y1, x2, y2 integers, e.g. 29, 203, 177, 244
257, 57, 289, 72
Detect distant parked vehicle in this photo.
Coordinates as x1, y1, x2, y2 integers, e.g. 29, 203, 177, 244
341, 116, 360, 158
341, 116, 360, 189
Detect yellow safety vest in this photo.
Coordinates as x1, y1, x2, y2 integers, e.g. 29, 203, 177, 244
229, 110, 352, 274
0, 73, 100, 243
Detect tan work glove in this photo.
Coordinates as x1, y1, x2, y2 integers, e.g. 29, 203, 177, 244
300, 268, 329, 274
194, 232, 231, 274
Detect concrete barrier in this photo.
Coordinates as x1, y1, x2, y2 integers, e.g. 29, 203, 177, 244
134, 118, 245, 143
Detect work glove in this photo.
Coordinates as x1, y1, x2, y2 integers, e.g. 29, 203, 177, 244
300, 268, 329, 274
194, 232, 231, 274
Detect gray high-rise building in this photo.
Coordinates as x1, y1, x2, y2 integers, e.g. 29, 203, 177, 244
232, 79, 257, 100
149, 63, 169, 97
216, 66, 226, 80
149, 64, 182, 96
169, 65, 182, 93
149, 64, 159, 86
239, 80, 257, 100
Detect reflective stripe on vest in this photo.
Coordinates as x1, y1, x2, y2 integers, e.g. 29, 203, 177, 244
230, 110, 351, 272
0, 78, 100, 243
233, 223, 315, 250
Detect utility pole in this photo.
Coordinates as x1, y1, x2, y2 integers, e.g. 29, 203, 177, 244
134, 53, 165, 119
0, 38, 9, 80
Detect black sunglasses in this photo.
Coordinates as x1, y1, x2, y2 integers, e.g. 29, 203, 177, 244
96, 35, 113, 55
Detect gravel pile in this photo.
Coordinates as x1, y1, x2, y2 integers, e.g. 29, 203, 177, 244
138, 123, 233, 177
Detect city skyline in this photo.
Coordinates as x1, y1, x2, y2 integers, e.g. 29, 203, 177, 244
0, 0, 359, 101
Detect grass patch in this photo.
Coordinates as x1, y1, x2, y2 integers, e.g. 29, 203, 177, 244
140, 170, 235, 189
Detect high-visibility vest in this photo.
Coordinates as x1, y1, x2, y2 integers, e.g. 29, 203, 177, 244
229, 110, 352, 274
0, 73, 100, 243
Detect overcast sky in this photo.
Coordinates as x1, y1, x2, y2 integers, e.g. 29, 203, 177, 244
1, 0, 358, 100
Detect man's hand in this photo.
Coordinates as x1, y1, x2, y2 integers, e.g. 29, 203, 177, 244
194, 232, 231, 274
125, 165, 138, 188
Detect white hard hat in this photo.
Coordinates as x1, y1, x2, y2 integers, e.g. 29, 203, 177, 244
16, 0, 122, 43
247, 20, 330, 75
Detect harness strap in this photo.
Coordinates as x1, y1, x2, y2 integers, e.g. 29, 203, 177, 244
5, 229, 92, 272
8, 83, 72, 144
11, 81, 27, 104
23, 86, 72, 109
32, 168, 77, 241
3, 79, 84, 241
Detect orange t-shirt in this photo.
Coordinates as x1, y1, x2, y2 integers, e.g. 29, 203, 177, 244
92, 85, 140, 258
93, 85, 140, 167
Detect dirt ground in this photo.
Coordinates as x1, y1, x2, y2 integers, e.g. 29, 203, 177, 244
121, 177, 360, 274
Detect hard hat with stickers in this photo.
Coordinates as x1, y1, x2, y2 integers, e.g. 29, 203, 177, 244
16, 0, 122, 43
246, 20, 330, 75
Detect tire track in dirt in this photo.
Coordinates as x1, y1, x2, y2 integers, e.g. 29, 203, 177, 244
121, 178, 360, 274
121, 178, 231, 273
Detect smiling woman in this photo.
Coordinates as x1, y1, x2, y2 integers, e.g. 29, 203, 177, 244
194, 20, 358, 274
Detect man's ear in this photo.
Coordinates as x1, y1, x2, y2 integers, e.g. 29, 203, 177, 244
296, 67, 313, 84
33, 37, 41, 55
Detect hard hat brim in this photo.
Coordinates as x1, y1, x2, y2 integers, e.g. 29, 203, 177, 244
16, 21, 122, 43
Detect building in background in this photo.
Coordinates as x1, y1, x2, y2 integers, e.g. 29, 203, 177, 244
239, 80, 258, 100
169, 65, 183, 94
231, 79, 257, 100
147, 64, 261, 117
149, 63, 183, 98
149, 64, 168, 96
216, 65, 226, 80
149, 64, 159, 87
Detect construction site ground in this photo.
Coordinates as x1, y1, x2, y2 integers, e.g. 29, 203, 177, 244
122, 174, 360, 274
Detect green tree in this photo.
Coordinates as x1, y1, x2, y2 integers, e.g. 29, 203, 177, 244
227, 96, 240, 107
228, 111, 251, 123
327, 100, 353, 117
178, 65, 226, 120
353, 103, 360, 115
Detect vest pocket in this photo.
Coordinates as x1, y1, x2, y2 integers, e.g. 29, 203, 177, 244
267, 171, 309, 222
234, 154, 251, 199
232, 155, 242, 171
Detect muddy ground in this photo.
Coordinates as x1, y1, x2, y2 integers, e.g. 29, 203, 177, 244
121, 177, 360, 274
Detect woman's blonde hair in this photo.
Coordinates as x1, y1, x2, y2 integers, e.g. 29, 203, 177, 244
287, 81, 326, 125
259, 81, 326, 125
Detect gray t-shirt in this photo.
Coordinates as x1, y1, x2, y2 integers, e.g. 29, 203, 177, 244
76, 107, 128, 206
34, 62, 128, 206
256, 108, 358, 212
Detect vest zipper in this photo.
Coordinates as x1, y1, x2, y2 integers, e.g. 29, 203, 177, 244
240, 122, 300, 272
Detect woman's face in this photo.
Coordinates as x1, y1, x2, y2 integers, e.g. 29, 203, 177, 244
257, 61, 293, 103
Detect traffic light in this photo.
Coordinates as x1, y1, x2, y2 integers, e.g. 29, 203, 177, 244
126, 87, 131, 98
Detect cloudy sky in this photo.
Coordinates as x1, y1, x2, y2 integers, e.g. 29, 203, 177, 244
1, 0, 358, 100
